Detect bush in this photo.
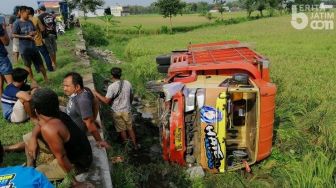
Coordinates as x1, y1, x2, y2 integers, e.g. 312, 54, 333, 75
82, 23, 109, 46
160, 25, 170, 34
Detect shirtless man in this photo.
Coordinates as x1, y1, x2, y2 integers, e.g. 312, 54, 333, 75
25, 88, 92, 183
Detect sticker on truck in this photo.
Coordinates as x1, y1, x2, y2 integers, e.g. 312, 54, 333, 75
204, 124, 224, 169
174, 128, 182, 151
200, 106, 222, 124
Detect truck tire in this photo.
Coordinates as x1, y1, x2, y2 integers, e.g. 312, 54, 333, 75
171, 49, 188, 53
157, 65, 169, 73
156, 54, 171, 66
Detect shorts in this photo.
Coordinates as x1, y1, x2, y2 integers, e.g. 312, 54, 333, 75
0, 56, 13, 75
21, 50, 43, 71
23, 132, 67, 181
12, 38, 19, 53
23, 132, 91, 181
112, 112, 133, 132
44, 34, 57, 55
10, 100, 29, 123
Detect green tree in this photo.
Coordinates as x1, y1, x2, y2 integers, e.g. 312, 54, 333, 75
205, 12, 215, 22
102, 15, 119, 37
226, 1, 243, 9
239, 0, 256, 17
197, 2, 211, 14
155, 0, 186, 33
256, 0, 267, 17
214, 0, 226, 20
66, 0, 104, 19
148, 2, 160, 14
268, 0, 281, 16
133, 24, 143, 37
294, 0, 322, 5
184, 3, 198, 13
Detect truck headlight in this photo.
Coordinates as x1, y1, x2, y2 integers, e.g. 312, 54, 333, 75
185, 88, 197, 112
196, 89, 205, 109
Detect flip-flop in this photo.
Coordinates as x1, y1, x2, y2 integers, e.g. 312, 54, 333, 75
111, 155, 124, 163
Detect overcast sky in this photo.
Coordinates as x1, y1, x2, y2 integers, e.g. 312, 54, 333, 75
0, 0, 214, 14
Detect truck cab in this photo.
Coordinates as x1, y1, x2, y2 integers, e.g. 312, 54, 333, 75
151, 41, 276, 173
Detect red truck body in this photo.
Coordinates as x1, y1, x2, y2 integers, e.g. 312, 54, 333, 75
155, 41, 276, 172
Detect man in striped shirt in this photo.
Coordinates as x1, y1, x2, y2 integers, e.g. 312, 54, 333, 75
1, 68, 37, 123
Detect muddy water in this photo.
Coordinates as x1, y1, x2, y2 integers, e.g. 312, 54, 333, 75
134, 100, 158, 123
131, 99, 192, 188
129, 99, 162, 165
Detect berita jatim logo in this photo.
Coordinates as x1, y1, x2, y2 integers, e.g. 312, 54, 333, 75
291, 4, 334, 30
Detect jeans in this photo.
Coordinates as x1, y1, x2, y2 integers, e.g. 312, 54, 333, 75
0, 56, 13, 75
37, 45, 54, 72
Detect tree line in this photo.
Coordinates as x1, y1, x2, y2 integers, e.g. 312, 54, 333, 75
66, 0, 335, 17
128, 0, 335, 16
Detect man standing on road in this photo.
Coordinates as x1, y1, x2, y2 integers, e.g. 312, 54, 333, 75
9, 6, 21, 64
93, 67, 138, 150
12, 6, 48, 83
63, 72, 110, 148
38, 5, 57, 69
0, 18, 13, 96
28, 7, 54, 72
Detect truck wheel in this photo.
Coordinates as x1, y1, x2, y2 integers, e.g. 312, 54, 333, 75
171, 49, 188, 53
156, 54, 171, 66
157, 65, 169, 73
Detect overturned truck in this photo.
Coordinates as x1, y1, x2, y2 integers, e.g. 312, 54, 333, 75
148, 41, 276, 173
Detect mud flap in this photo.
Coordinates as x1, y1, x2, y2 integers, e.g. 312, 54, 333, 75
216, 92, 227, 172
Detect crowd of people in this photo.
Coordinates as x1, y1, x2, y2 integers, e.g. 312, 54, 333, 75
0, 5, 138, 187
0, 5, 57, 96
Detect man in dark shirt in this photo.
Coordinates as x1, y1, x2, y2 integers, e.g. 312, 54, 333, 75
63, 72, 110, 148
12, 6, 48, 83
0, 21, 13, 96
25, 88, 93, 183
38, 5, 57, 69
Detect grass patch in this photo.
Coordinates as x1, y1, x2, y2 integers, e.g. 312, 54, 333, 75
83, 11, 280, 36
82, 24, 109, 46
84, 11, 336, 187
